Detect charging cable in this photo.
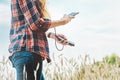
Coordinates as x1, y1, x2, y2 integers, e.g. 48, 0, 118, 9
54, 28, 64, 51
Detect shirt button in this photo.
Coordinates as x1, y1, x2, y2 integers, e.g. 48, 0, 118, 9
40, 25, 42, 27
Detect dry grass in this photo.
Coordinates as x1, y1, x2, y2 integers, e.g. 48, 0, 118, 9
0, 56, 16, 80
0, 54, 120, 80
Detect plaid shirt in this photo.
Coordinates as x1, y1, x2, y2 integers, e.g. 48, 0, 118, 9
9, 0, 51, 61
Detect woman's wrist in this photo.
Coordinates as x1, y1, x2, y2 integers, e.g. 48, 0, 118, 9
50, 19, 66, 28
47, 32, 52, 38
47, 32, 55, 39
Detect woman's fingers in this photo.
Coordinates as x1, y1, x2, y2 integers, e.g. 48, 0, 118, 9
57, 34, 67, 40
55, 34, 69, 45
58, 39, 68, 45
61, 14, 75, 25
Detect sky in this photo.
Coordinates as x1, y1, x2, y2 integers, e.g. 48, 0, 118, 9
0, 0, 120, 61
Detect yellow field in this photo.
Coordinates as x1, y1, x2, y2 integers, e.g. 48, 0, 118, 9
0, 54, 120, 80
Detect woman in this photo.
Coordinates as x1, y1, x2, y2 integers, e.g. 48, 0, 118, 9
9, 0, 75, 80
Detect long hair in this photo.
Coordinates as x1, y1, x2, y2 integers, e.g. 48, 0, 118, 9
39, 0, 50, 19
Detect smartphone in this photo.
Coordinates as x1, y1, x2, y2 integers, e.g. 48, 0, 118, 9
68, 12, 79, 16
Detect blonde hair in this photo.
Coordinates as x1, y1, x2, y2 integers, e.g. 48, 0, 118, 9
39, 0, 50, 19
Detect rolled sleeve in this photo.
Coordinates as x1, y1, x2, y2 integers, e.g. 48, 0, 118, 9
18, 0, 51, 32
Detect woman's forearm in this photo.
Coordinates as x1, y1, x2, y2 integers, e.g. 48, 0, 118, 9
50, 14, 74, 28
50, 19, 66, 28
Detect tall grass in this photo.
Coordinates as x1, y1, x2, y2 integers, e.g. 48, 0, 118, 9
0, 54, 120, 80
0, 56, 16, 80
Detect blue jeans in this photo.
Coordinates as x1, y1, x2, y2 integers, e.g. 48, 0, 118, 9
9, 51, 44, 80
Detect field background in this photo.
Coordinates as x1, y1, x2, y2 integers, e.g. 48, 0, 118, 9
0, 53, 120, 80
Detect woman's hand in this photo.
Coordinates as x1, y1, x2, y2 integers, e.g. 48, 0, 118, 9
48, 33, 69, 45
50, 14, 76, 28
61, 14, 75, 25
55, 34, 68, 45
